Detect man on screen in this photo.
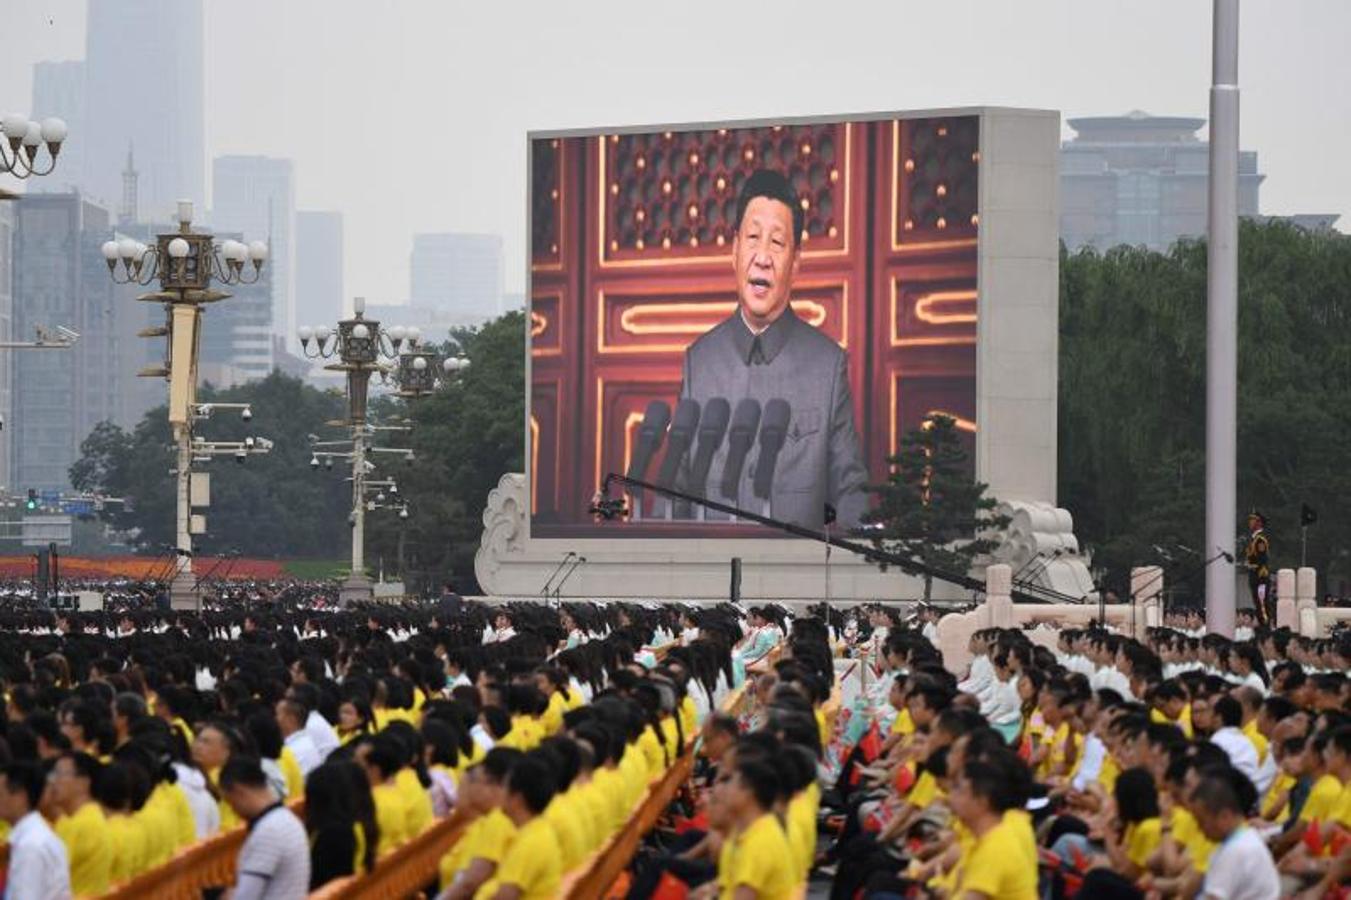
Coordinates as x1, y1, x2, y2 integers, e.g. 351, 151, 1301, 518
678, 168, 868, 529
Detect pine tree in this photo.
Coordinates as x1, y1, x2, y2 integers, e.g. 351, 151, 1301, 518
868, 414, 1008, 601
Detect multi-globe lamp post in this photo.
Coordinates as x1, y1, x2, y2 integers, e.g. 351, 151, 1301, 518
0, 113, 68, 197
100, 200, 268, 609
298, 298, 467, 603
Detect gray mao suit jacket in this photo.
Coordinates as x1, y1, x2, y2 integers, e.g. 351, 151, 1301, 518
677, 304, 869, 529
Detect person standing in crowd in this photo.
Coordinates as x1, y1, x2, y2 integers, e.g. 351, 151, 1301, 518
220, 757, 310, 900
0, 761, 72, 900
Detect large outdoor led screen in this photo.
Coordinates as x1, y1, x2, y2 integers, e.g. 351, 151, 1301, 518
529, 114, 979, 538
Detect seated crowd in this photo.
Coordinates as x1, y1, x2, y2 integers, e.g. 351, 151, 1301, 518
0, 595, 1347, 899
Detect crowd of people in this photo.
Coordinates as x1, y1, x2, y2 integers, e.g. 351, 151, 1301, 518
0, 591, 1346, 899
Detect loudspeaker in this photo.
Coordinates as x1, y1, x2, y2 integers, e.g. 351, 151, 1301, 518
730, 557, 742, 603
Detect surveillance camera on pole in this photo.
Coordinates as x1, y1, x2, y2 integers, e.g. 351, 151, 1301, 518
241, 406, 253, 422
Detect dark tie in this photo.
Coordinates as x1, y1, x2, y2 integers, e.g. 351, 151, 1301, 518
749, 335, 765, 365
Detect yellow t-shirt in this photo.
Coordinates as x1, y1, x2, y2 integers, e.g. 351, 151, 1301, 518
577, 778, 616, 842
1264, 771, 1296, 823
1097, 756, 1121, 794
542, 691, 567, 736
482, 815, 563, 900
908, 770, 940, 809
595, 766, 631, 835
152, 781, 196, 849
717, 813, 798, 899
544, 793, 586, 873
1149, 706, 1194, 739
106, 812, 147, 885
1302, 774, 1344, 824
891, 707, 916, 737
679, 695, 698, 740
954, 811, 1038, 900
372, 782, 410, 856
133, 791, 176, 868
1333, 782, 1351, 829
1038, 722, 1072, 779
618, 746, 648, 807
1124, 817, 1163, 868
395, 768, 434, 838
637, 728, 666, 781
1242, 720, 1270, 765
1171, 807, 1216, 873
279, 748, 305, 800
55, 801, 114, 897
438, 809, 516, 890
786, 785, 819, 882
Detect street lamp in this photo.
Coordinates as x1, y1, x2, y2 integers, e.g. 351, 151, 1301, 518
98, 199, 266, 610
0, 114, 68, 195
298, 297, 467, 604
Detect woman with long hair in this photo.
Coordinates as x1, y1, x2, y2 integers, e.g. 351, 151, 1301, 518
305, 760, 379, 889
337, 695, 375, 746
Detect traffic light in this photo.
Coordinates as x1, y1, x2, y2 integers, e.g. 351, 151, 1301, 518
25, 488, 38, 511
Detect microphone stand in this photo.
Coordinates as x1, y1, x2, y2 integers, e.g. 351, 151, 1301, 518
540, 552, 576, 599
602, 473, 1085, 605
552, 556, 585, 602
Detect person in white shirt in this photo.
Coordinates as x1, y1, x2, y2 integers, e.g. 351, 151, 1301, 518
482, 611, 516, 644
1205, 695, 1261, 787
221, 757, 311, 900
276, 699, 322, 778
1191, 768, 1280, 900
0, 760, 72, 900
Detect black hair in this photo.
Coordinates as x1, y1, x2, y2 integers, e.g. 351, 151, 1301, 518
480, 747, 522, 784
960, 749, 1032, 812
1, 761, 46, 808
361, 734, 404, 781
1191, 766, 1257, 817
59, 750, 103, 785
305, 760, 378, 872
480, 706, 512, 741
1113, 766, 1160, 824
734, 169, 805, 245
1213, 695, 1243, 729
219, 755, 268, 791
508, 753, 557, 815
97, 761, 134, 811
733, 753, 781, 811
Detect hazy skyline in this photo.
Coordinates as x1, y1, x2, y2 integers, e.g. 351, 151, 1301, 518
3, 0, 1349, 312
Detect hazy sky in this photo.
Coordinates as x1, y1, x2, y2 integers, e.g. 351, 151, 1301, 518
3, 0, 1348, 307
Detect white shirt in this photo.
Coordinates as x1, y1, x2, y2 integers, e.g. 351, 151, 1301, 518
1239, 672, 1268, 696
172, 763, 221, 839
5, 810, 71, 900
234, 805, 311, 900
1201, 826, 1279, 900
304, 709, 339, 762
1210, 727, 1260, 785
1071, 733, 1107, 792
284, 730, 322, 777
983, 674, 1022, 727
470, 723, 495, 751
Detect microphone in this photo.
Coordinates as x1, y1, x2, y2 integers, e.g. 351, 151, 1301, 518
687, 397, 730, 497
719, 399, 762, 500
751, 399, 791, 500
655, 399, 700, 489
625, 400, 671, 481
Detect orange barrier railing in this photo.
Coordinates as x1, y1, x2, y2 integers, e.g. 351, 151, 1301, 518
560, 752, 695, 899
94, 800, 304, 900
307, 808, 473, 900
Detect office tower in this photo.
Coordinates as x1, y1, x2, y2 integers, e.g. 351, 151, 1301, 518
211, 155, 295, 346
409, 233, 503, 323
29, 60, 87, 195
295, 210, 344, 330
83, 0, 205, 216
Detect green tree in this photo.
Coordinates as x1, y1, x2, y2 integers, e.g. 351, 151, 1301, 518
365, 311, 525, 592
868, 414, 1008, 601
1058, 220, 1351, 596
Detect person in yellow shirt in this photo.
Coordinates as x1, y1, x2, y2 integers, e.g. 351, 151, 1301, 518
96, 761, 148, 886
51, 752, 114, 898
533, 667, 574, 737
947, 748, 1038, 900
481, 753, 563, 900
383, 722, 435, 838
534, 737, 593, 872
1148, 680, 1194, 738
337, 697, 376, 747
1105, 767, 1163, 881
439, 749, 520, 900
355, 734, 414, 857
695, 752, 797, 900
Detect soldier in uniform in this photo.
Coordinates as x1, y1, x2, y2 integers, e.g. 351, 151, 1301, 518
1245, 510, 1271, 626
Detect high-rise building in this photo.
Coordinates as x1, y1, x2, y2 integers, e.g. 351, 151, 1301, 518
29, 60, 87, 195
295, 210, 344, 332
84, 0, 205, 216
0, 202, 14, 487
1060, 110, 1264, 251
210, 156, 295, 347
409, 233, 503, 324
196, 227, 274, 388
9, 193, 150, 492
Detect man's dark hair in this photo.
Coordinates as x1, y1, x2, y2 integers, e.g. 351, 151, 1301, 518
362, 734, 404, 780
219, 755, 268, 791
60, 751, 102, 785
1, 761, 47, 808
1213, 695, 1243, 728
481, 747, 522, 784
734, 169, 804, 245
507, 753, 557, 815
733, 754, 781, 811
1190, 767, 1252, 816
705, 712, 739, 740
